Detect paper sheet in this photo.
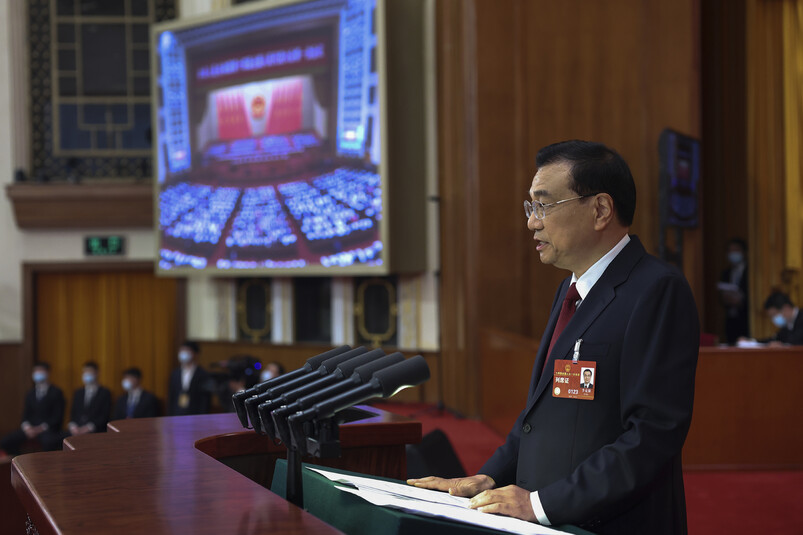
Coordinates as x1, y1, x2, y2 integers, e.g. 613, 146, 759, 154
308, 467, 568, 535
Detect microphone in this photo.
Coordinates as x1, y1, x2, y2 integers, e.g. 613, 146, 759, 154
232, 345, 351, 428
245, 346, 369, 434
271, 352, 405, 444
257, 348, 387, 439
288, 355, 430, 426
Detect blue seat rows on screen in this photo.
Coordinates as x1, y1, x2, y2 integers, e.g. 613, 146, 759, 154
320, 240, 384, 268
165, 186, 240, 244
202, 133, 320, 164
313, 168, 381, 216
160, 182, 213, 227
278, 178, 375, 242
159, 248, 208, 269
225, 186, 298, 249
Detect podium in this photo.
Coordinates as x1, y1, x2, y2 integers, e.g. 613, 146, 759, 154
10, 406, 420, 534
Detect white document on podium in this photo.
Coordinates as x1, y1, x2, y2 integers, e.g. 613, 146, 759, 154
307, 467, 568, 535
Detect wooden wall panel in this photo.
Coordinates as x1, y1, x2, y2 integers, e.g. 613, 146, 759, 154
746, 0, 791, 341
0, 343, 24, 437
700, 0, 748, 340
437, 0, 702, 418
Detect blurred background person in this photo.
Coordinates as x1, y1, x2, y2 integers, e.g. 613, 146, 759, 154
168, 341, 212, 416
260, 361, 285, 383
46, 361, 112, 450
0, 362, 64, 456
718, 238, 750, 344
113, 368, 159, 420
762, 291, 803, 346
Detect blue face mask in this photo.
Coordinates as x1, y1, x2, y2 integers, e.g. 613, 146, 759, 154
728, 251, 744, 266
772, 313, 787, 328
32, 371, 47, 383
82, 372, 96, 385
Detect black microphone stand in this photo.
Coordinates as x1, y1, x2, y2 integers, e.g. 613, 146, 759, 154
285, 413, 341, 508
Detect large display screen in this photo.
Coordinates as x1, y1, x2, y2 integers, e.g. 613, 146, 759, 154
153, 0, 385, 274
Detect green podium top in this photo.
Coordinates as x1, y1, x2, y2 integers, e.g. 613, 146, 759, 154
271, 459, 595, 535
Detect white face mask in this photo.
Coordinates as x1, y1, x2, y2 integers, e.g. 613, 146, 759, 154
772, 313, 787, 329
32, 370, 48, 384
82, 372, 96, 385
178, 350, 193, 364
121, 378, 134, 391
260, 370, 276, 383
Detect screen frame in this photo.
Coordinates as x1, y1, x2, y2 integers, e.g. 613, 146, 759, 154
151, 0, 391, 277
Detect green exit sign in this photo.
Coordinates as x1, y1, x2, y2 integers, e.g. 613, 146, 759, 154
85, 235, 126, 256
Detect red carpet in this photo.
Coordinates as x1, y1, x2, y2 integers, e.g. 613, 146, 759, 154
377, 402, 803, 535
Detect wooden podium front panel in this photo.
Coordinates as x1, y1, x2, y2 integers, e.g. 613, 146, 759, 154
11, 409, 420, 534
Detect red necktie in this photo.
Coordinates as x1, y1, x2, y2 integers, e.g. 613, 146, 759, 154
545, 283, 581, 368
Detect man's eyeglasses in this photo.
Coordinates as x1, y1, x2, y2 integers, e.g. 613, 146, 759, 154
524, 195, 592, 220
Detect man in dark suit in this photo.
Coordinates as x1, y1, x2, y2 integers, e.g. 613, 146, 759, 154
54, 361, 112, 446
113, 368, 159, 420
410, 141, 699, 535
580, 369, 593, 389
167, 341, 211, 416
762, 291, 803, 345
719, 238, 750, 344
0, 362, 65, 455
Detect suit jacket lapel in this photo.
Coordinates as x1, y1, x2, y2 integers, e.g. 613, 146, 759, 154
527, 236, 646, 410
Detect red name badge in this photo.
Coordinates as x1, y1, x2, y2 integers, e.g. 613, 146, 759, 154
553, 360, 596, 400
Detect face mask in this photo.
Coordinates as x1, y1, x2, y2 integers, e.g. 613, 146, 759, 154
178, 350, 192, 364
32, 371, 47, 384
260, 370, 275, 383
772, 313, 787, 328
728, 252, 744, 265
82, 372, 96, 385
122, 378, 134, 391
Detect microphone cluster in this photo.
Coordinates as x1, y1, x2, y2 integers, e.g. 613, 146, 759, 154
231, 345, 430, 455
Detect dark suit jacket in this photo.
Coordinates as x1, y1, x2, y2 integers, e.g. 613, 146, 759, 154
69, 386, 112, 431
168, 366, 211, 416
480, 236, 699, 535
113, 390, 160, 420
720, 265, 749, 343
776, 311, 803, 345
22, 384, 65, 430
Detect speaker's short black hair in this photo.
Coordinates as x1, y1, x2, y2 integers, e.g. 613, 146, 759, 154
83, 361, 99, 372
764, 291, 793, 310
33, 361, 50, 370
536, 140, 636, 226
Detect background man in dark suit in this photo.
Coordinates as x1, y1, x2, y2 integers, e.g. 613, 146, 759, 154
0, 362, 65, 455
410, 141, 700, 535
167, 341, 211, 416
44, 361, 112, 449
762, 291, 803, 346
113, 368, 159, 420
719, 238, 750, 344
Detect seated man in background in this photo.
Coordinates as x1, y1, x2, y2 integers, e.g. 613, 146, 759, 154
0, 362, 65, 456
46, 361, 112, 449
763, 291, 803, 346
168, 341, 211, 416
113, 368, 159, 420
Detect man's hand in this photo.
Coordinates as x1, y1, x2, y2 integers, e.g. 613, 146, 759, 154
469, 485, 537, 522
23, 426, 38, 439
406, 474, 495, 497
